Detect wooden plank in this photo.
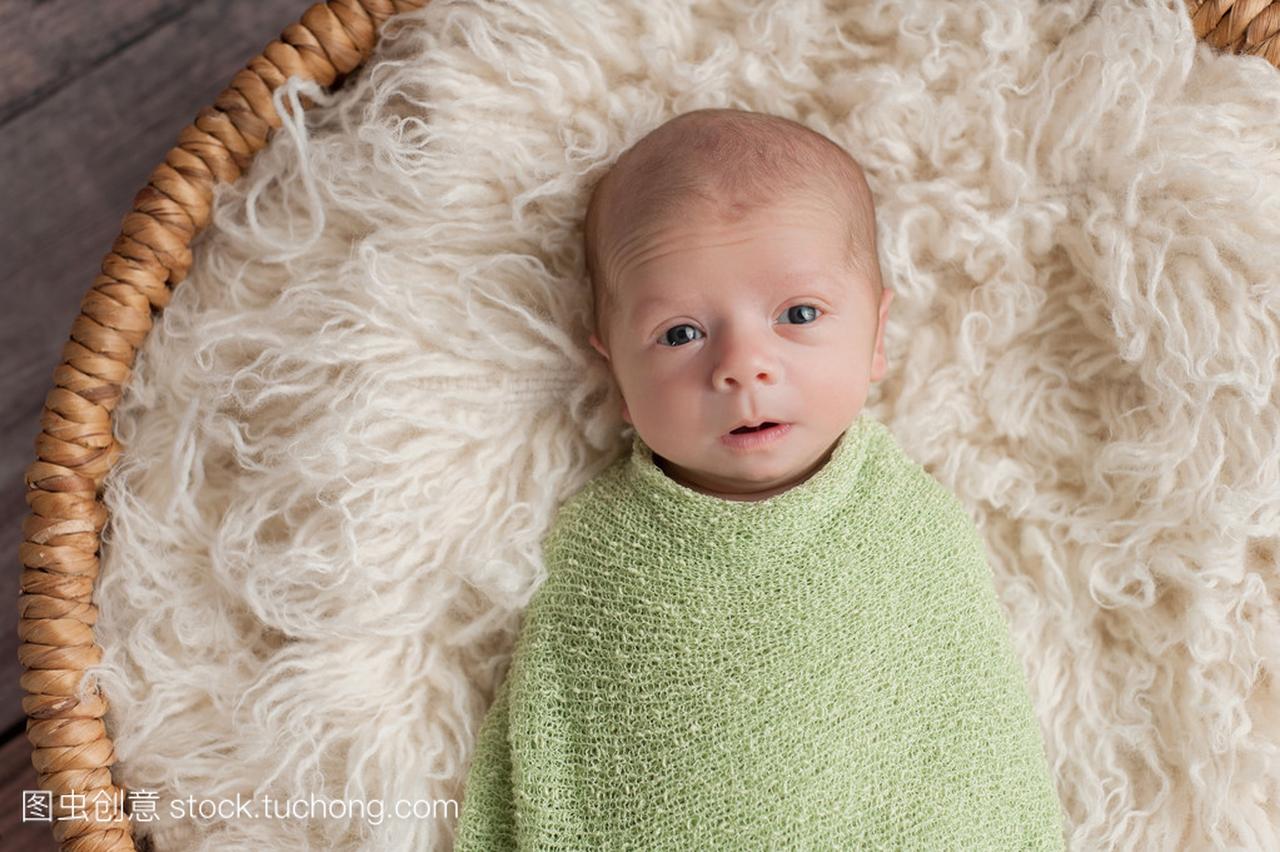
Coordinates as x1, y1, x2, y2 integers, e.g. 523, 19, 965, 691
0, 0, 193, 127
1, 0, 318, 842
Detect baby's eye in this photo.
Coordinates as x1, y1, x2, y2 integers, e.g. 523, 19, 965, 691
779, 304, 822, 325
659, 324, 703, 347
657, 304, 824, 347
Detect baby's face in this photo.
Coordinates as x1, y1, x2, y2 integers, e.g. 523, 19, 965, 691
590, 194, 894, 501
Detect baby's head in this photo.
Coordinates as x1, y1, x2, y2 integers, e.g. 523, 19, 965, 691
583, 108, 893, 502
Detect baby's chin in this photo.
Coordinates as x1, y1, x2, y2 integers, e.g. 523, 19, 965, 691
716, 426, 845, 497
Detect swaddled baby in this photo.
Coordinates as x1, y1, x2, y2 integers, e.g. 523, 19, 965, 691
455, 108, 1066, 849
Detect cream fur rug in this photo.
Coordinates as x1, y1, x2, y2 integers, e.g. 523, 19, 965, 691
88, 0, 1280, 848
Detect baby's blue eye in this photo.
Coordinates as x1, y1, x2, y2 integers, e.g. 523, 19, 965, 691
782, 305, 821, 325
661, 325, 702, 347
658, 304, 823, 347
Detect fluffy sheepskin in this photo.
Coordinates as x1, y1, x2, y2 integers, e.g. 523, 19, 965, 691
86, 0, 1280, 848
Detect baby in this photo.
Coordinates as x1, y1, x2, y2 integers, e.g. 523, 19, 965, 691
582, 107, 893, 504
455, 108, 1065, 849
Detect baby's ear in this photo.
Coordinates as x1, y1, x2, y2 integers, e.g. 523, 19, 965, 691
589, 332, 610, 362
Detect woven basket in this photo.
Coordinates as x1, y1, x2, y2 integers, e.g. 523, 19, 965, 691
1187, 0, 1280, 64
13, 0, 1275, 850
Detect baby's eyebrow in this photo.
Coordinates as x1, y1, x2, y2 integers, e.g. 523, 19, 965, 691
627, 296, 682, 326
628, 275, 844, 326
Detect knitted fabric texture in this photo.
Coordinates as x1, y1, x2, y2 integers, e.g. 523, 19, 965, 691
454, 414, 1066, 849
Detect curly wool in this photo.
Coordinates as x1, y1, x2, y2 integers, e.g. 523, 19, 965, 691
455, 415, 1066, 849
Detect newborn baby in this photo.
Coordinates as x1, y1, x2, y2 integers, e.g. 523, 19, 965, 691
455, 108, 1065, 849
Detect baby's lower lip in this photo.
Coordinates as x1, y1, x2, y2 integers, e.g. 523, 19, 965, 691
721, 422, 792, 450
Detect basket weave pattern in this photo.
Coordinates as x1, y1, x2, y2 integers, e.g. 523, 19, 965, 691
13, 0, 1272, 850
16, 3, 425, 849
1186, 0, 1280, 65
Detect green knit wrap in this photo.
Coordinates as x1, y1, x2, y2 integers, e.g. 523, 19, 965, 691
455, 414, 1066, 849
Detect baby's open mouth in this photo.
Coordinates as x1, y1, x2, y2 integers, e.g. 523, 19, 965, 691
730, 421, 780, 434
